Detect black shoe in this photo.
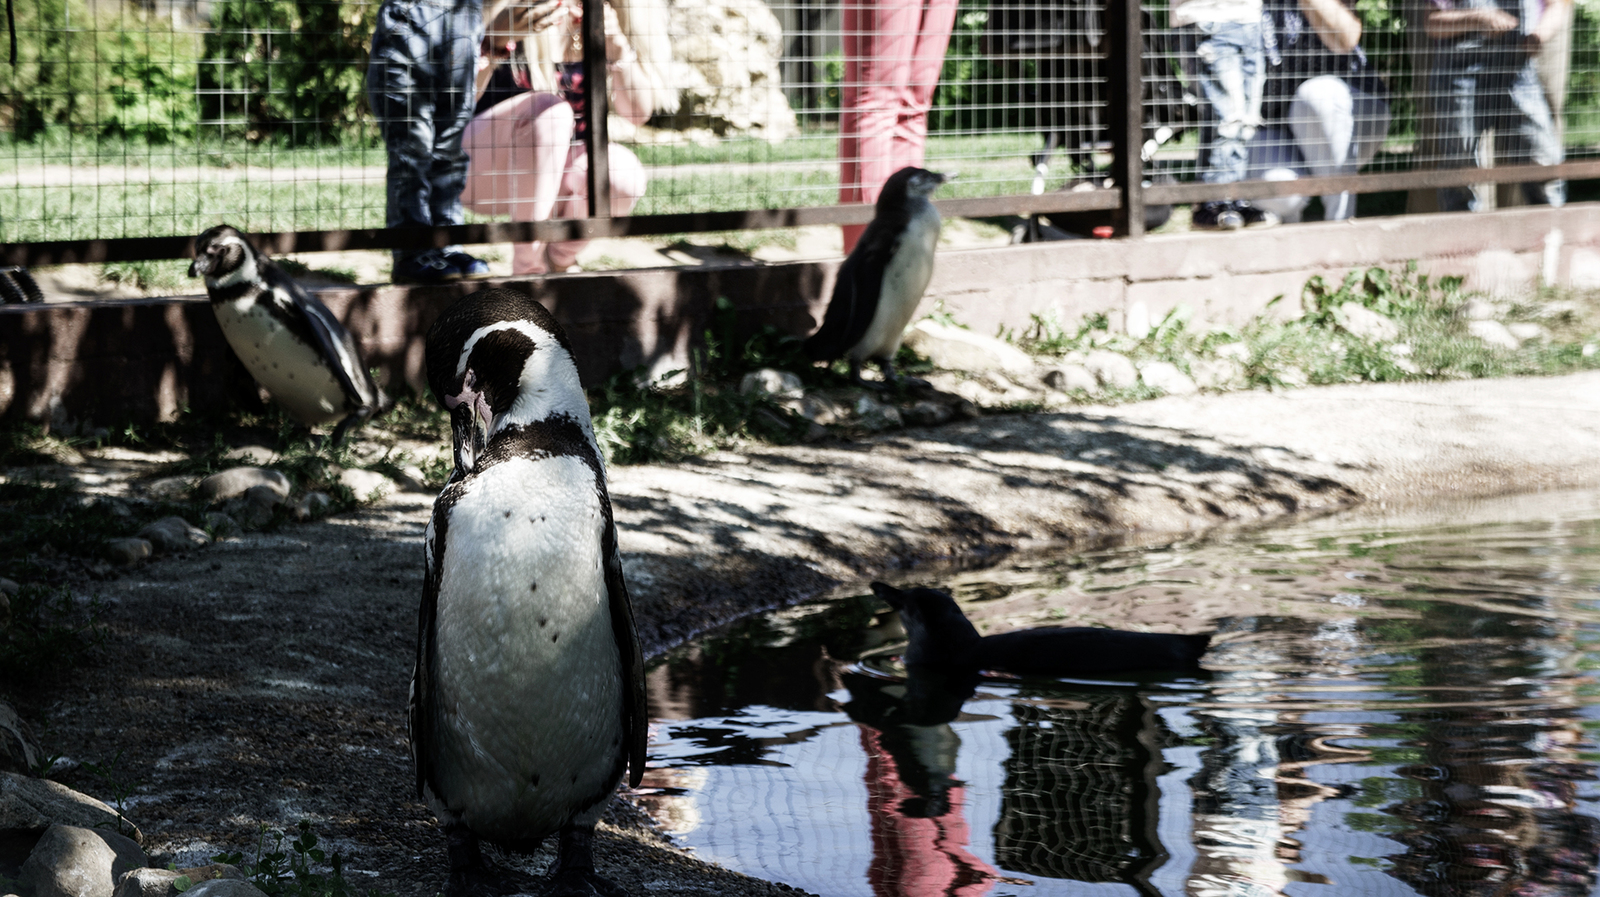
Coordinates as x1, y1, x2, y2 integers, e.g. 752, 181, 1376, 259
1235, 201, 1280, 228
393, 249, 463, 284
443, 251, 492, 280
1191, 201, 1243, 231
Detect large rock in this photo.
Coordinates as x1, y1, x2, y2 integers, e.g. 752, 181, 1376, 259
0, 703, 43, 775
180, 881, 271, 897
1083, 350, 1139, 390
1333, 302, 1400, 343
338, 469, 392, 501
21, 825, 148, 897
113, 864, 245, 897
902, 320, 1035, 375
664, 0, 797, 140
136, 518, 210, 555
1041, 364, 1097, 393
739, 368, 803, 399
197, 468, 290, 504
1468, 319, 1521, 350
0, 774, 140, 842
1139, 361, 1199, 396
103, 539, 152, 567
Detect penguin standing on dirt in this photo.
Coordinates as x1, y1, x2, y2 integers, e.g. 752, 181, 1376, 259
804, 166, 949, 388
415, 288, 647, 897
189, 225, 388, 446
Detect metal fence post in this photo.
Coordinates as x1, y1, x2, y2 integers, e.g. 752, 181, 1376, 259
1106, 0, 1145, 237
582, 0, 613, 220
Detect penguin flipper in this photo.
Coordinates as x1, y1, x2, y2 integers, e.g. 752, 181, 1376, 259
803, 221, 893, 362
411, 488, 457, 801
282, 271, 385, 415
601, 514, 648, 789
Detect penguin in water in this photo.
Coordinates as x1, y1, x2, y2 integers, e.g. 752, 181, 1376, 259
417, 288, 647, 897
872, 582, 1210, 677
803, 167, 949, 388
189, 225, 388, 446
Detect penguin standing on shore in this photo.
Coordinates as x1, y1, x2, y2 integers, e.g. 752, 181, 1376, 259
416, 288, 647, 897
189, 225, 388, 446
804, 166, 949, 388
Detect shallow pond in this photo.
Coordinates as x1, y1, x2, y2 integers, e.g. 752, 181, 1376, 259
641, 490, 1600, 897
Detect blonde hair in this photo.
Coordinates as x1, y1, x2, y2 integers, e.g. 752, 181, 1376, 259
518, 0, 677, 115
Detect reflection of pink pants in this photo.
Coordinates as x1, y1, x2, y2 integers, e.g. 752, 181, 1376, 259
461, 91, 647, 275
838, 0, 959, 252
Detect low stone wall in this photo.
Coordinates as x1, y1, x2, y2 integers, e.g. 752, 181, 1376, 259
1, 203, 1593, 429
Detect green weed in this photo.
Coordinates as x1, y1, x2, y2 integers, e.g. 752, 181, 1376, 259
214, 821, 377, 897
0, 583, 107, 685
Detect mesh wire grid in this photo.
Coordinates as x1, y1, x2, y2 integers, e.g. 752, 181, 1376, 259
0, 0, 1596, 249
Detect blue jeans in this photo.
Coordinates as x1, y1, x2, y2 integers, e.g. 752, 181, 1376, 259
1431, 51, 1564, 211
1183, 21, 1266, 185
367, 0, 482, 261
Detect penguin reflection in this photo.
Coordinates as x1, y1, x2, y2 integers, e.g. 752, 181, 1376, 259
843, 666, 999, 897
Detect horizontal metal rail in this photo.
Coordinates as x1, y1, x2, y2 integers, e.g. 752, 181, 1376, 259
1144, 159, 1600, 205
0, 189, 1122, 266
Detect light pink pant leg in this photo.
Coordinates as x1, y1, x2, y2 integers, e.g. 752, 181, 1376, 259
839, 0, 958, 252
545, 142, 648, 269
460, 93, 575, 275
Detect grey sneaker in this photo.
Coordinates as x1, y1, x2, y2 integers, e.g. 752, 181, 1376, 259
1191, 201, 1244, 231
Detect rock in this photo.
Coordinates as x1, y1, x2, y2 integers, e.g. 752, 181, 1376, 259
1139, 361, 1198, 396
180, 880, 271, 897
338, 468, 392, 501
1041, 364, 1097, 393
202, 512, 241, 540
738, 369, 803, 399
197, 468, 290, 505
1585, 343, 1597, 358
293, 492, 333, 521
1333, 302, 1400, 343
113, 864, 245, 897
103, 539, 152, 568
141, 477, 194, 501
1459, 297, 1502, 320
136, 518, 210, 555
1278, 366, 1310, 389
1214, 341, 1250, 360
665, 0, 798, 140
1467, 320, 1521, 350
1083, 350, 1139, 390
221, 445, 274, 465
1191, 357, 1245, 391
1533, 300, 1578, 320
1125, 301, 1152, 340
779, 394, 845, 427
1507, 322, 1550, 343
22, 825, 149, 897
902, 320, 1035, 375
0, 773, 136, 840
0, 578, 18, 596
853, 395, 903, 430
902, 401, 953, 427
0, 703, 42, 775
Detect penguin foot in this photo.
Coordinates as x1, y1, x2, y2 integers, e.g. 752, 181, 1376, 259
544, 825, 626, 897
445, 863, 544, 897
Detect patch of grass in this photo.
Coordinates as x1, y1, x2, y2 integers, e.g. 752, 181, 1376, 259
0, 479, 199, 579
0, 582, 107, 685
99, 259, 193, 294
214, 821, 381, 897
276, 259, 359, 284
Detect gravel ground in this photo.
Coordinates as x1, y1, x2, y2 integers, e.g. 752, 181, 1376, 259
7, 370, 1600, 897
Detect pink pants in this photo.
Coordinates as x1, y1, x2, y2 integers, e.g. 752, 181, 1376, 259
838, 0, 959, 252
461, 91, 647, 275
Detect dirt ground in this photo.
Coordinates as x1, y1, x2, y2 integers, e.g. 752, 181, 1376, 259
8, 370, 1600, 897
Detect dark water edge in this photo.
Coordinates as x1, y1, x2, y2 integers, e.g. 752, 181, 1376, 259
641, 489, 1600, 897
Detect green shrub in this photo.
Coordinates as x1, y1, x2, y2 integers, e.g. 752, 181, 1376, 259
199, 0, 378, 145
0, 0, 200, 142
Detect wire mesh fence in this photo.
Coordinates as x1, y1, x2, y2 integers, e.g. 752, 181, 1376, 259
2, 0, 1598, 262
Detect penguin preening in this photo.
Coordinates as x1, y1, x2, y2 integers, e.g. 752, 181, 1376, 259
871, 582, 1211, 677
804, 167, 949, 388
189, 225, 388, 446
417, 288, 647, 897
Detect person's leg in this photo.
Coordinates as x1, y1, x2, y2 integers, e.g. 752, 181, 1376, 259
545, 143, 648, 269
1288, 75, 1381, 219
460, 92, 575, 275
1433, 63, 1484, 212
1189, 20, 1264, 185
840, 0, 920, 251
1500, 58, 1565, 206
1246, 125, 1309, 223
427, 0, 484, 234
892, 0, 959, 171
367, 0, 441, 263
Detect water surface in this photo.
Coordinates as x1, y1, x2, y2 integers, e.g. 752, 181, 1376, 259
643, 490, 1600, 897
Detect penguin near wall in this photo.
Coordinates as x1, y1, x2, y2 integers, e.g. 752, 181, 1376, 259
803, 166, 949, 388
416, 288, 647, 897
189, 225, 389, 446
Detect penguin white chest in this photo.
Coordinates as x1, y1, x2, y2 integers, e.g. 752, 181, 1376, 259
429, 455, 624, 840
855, 204, 942, 363
213, 297, 347, 425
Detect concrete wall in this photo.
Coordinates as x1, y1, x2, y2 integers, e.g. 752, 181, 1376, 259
2, 203, 1593, 429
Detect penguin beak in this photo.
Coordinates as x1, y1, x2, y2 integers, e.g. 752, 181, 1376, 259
444, 372, 494, 476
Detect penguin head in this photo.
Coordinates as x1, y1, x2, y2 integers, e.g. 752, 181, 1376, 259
426, 288, 590, 472
871, 581, 981, 666
189, 225, 260, 286
878, 167, 949, 210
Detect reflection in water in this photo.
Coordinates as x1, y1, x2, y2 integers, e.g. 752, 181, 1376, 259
645, 492, 1600, 897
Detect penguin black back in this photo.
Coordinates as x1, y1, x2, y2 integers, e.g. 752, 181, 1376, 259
872, 581, 1210, 677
